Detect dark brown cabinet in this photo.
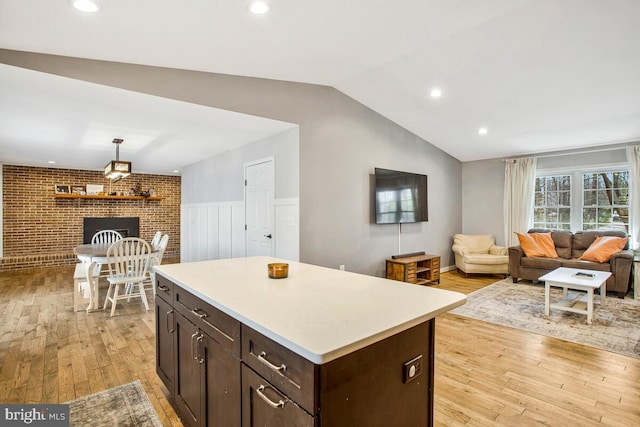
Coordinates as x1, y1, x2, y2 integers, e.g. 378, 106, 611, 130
174, 311, 203, 426
156, 272, 435, 427
203, 330, 242, 427
242, 365, 314, 427
155, 294, 174, 391
155, 276, 241, 427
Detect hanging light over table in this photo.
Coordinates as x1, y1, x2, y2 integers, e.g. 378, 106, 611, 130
104, 138, 131, 181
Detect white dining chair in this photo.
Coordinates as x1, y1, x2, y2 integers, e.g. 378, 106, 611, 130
150, 230, 162, 248
103, 237, 151, 317
91, 229, 123, 277
143, 233, 169, 296
92, 229, 123, 244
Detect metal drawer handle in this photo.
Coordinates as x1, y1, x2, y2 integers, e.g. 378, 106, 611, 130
196, 334, 204, 364
166, 309, 174, 333
157, 284, 170, 292
258, 351, 287, 372
256, 385, 285, 409
191, 331, 199, 361
191, 308, 208, 319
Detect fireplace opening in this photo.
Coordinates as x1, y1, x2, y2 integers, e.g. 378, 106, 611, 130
83, 217, 140, 244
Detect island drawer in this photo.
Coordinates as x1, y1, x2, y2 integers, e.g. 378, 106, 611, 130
174, 286, 241, 357
155, 274, 174, 303
242, 325, 318, 415
242, 364, 315, 427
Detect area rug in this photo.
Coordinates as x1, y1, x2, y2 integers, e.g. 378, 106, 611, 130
449, 279, 640, 359
67, 380, 162, 426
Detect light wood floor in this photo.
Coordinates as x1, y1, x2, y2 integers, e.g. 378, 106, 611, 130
0, 267, 638, 426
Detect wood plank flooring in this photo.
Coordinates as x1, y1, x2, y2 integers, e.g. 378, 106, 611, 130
0, 266, 638, 426
432, 270, 640, 427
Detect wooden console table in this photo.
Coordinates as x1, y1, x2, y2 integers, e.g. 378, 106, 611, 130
386, 254, 441, 285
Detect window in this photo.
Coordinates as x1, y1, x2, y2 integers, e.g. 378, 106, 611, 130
582, 171, 629, 231
534, 175, 571, 230
534, 168, 628, 232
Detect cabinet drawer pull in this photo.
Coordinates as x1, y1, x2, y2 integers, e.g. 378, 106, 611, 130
166, 309, 174, 333
191, 331, 199, 361
191, 308, 208, 319
196, 334, 204, 364
258, 351, 287, 372
256, 385, 285, 409
157, 284, 170, 292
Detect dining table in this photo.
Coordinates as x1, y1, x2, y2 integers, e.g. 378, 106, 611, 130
74, 241, 158, 312
74, 243, 111, 311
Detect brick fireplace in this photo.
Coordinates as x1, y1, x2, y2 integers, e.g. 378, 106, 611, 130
1, 165, 181, 271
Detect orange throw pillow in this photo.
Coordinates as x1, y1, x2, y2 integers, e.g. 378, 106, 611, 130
530, 232, 559, 258
579, 236, 628, 263
516, 232, 558, 258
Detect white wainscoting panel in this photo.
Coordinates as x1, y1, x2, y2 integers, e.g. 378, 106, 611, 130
206, 207, 219, 260
181, 202, 245, 263
218, 206, 233, 259
275, 198, 299, 261
232, 205, 246, 258
181, 199, 298, 263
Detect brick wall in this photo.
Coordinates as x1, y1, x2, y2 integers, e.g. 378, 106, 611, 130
1, 165, 181, 271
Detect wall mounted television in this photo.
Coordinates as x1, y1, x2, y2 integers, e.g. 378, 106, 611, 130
374, 168, 428, 224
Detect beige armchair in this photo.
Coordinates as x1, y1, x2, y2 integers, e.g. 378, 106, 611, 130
452, 234, 509, 277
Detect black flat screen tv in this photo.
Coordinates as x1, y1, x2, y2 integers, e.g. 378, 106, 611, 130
374, 168, 428, 224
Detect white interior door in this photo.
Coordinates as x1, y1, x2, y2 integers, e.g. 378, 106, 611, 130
245, 158, 274, 256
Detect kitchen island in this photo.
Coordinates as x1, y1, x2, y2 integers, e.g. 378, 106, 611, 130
154, 256, 465, 427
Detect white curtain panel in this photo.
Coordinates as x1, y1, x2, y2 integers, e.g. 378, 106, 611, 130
625, 146, 640, 249
503, 157, 537, 247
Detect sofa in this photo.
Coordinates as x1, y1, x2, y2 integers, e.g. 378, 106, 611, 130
452, 234, 509, 277
509, 228, 633, 297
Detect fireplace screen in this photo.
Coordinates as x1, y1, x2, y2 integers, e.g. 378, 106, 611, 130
83, 217, 140, 244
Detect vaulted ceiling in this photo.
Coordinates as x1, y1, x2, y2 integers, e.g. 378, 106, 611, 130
1, 0, 639, 174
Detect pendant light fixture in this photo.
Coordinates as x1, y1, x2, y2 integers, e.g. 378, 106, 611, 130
104, 138, 131, 181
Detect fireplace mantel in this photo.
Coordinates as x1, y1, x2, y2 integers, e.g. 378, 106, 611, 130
55, 194, 163, 201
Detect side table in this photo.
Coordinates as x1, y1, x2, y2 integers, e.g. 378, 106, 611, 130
386, 254, 440, 285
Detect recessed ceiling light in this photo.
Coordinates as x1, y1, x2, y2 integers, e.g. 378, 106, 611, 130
173, 169, 180, 174
477, 127, 488, 135
71, 0, 101, 13
429, 88, 442, 98
47, 160, 56, 164
249, 1, 270, 14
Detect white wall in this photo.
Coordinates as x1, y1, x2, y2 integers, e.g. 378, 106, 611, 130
181, 128, 300, 262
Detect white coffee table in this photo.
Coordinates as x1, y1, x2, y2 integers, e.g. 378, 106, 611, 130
539, 267, 611, 325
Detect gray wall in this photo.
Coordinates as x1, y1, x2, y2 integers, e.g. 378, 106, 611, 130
182, 127, 299, 203
0, 49, 462, 276
461, 147, 632, 247
461, 159, 505, 245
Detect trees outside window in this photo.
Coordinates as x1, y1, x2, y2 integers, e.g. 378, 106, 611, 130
534, 168, 628, 232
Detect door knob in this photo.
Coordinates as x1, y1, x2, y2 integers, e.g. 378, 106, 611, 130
264, 234, 272, 239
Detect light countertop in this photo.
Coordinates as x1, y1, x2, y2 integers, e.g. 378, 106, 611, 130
155, 256, 466, 364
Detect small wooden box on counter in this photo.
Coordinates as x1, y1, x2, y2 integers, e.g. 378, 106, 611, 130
386, 254, 441, 285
